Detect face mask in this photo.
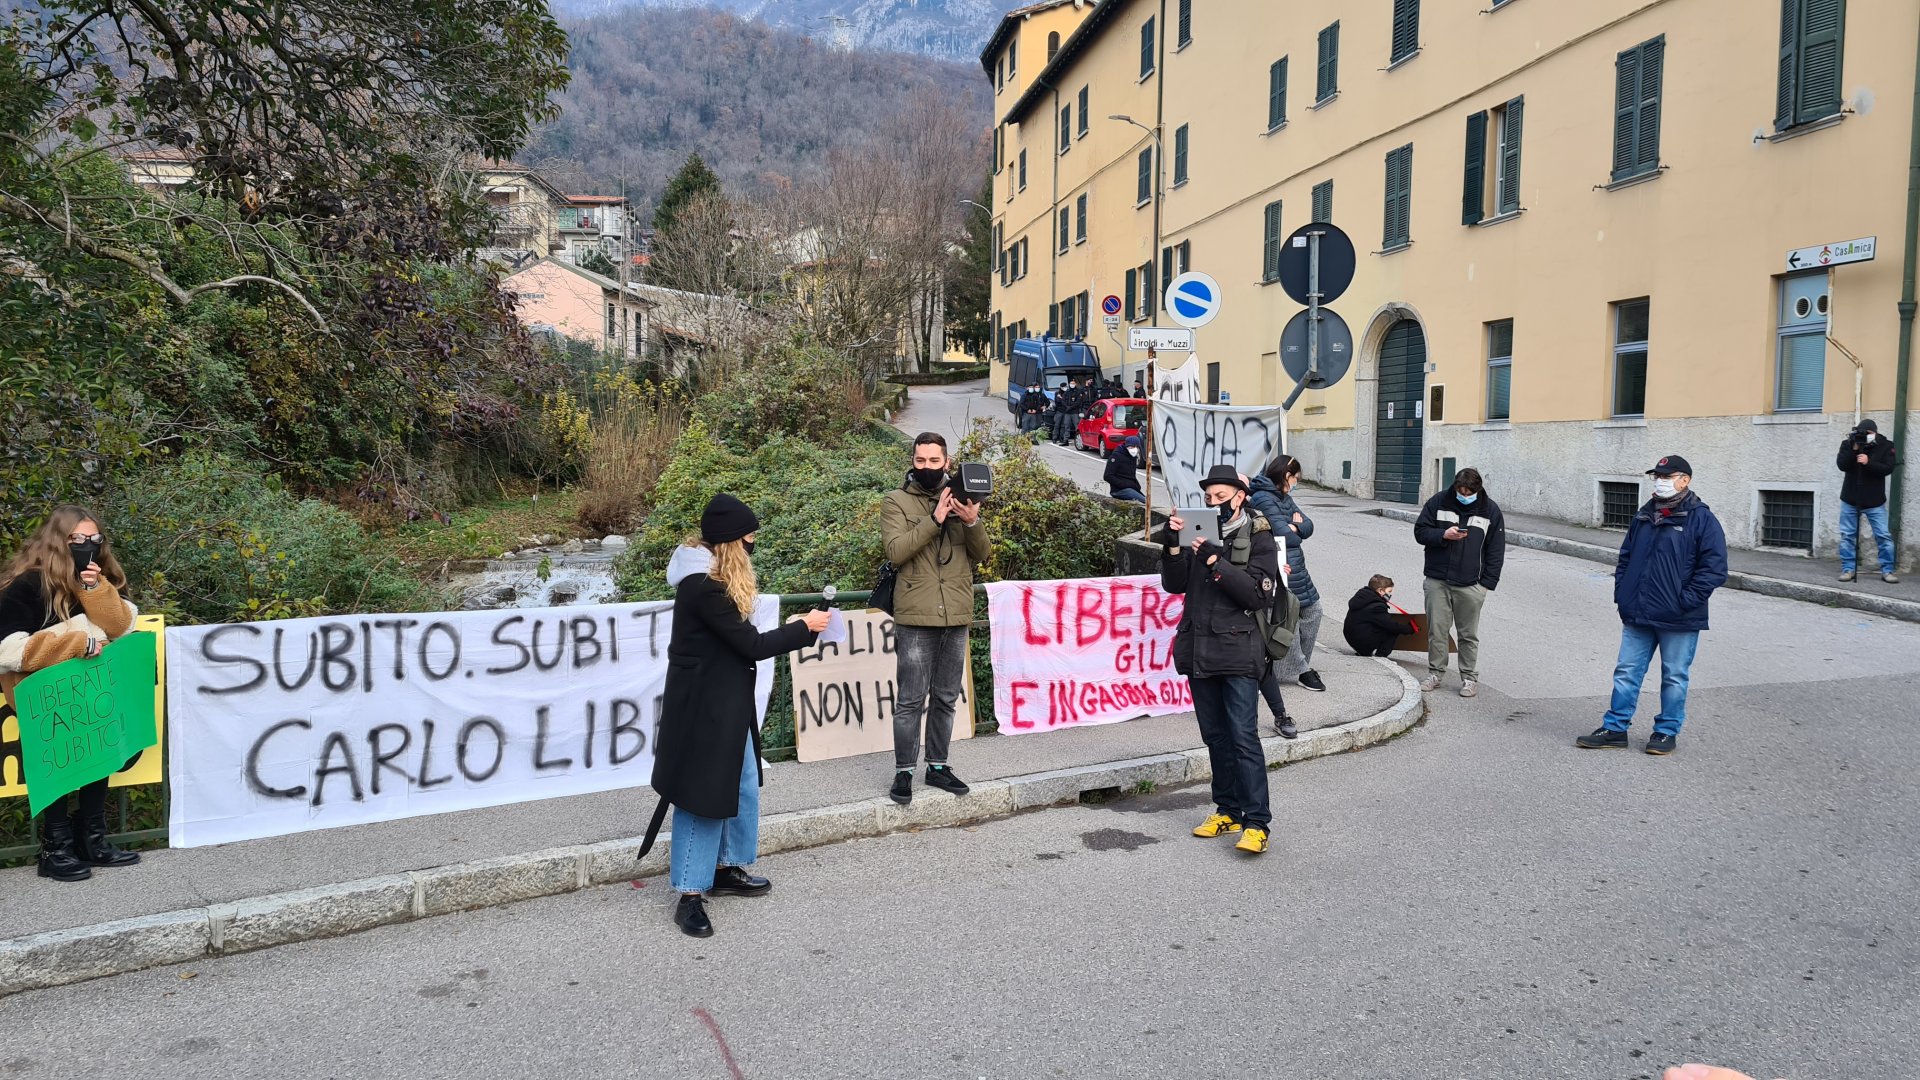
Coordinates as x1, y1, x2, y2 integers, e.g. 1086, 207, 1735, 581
1455, 491, 1478, 505
1866, 433, 1877, 443
1217, 501, 1238, 532
69, 540, 102, 578
742, 540, 756, 556
1652, 478, 1679, 499
1382, 591, 1393, 601
911, 467, 947, 492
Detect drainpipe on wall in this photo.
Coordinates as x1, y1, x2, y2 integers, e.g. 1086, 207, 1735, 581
1048, 80, 1060, 331
1893, 14, 1920, 556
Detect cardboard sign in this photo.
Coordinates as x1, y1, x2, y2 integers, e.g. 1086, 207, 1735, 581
1, 614, 166, 800
790, 609, 974, 763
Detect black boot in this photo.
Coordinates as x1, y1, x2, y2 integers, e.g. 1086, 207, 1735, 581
674, 894, 714, 938
709, 865, 772, 897
76, 815, 141, 868
36, 819, 93, 882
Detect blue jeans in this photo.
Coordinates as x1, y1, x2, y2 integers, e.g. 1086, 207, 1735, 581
669, 739, 759, 893
1601, 624, 1700, 737
1190, 675, 1270, 829
1110, 486, 1146, 503
1838, 500, 1895, 574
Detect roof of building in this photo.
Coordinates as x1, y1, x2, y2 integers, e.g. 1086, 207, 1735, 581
506, 257, 762, 345
127, 148, 195, 163
978, 0, 1089, 75
1003, 0, 1137, 126
509, 256, 656, 304
565, 194, 628, 205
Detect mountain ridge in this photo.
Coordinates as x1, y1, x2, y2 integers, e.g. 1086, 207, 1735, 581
546, 0, 1030, 63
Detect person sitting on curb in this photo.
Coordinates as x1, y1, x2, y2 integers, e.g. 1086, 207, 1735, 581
1160, 464, 1281, 856
1104, 435, 1147, 504
1577, 454, 1728, 757
1343, 575, 1411, 658
1412, 467, 1505, 698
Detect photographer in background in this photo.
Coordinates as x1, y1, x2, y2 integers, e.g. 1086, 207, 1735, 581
1836, 419, 1899, 584
880, 432, 989, 806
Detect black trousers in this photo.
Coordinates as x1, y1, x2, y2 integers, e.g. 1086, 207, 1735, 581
37, 777, 111, 829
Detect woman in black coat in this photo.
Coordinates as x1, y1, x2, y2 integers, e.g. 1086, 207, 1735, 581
641, 494, 829, 938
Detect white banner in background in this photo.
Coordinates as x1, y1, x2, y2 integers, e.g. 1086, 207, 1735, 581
165, 599, 778, 848
1153, 355, 1203, 402
984, 576, 1190, 733
1152, 399, 1289, 506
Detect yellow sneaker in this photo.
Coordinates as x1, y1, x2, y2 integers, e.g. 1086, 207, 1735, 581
1192, 813, 1242, 838
1234, 827, 1270, 854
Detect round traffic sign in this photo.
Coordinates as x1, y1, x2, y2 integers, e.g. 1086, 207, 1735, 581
1278, 307, 1355, 390
1276, 222, 1356, 306
1101, 294, 1123, 316
1163, 271, 1221, 329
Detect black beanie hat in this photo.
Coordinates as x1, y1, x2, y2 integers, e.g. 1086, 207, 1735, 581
700, 493, 759, 545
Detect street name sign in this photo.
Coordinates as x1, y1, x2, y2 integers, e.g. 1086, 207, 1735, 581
1786, 236, 1875, 271
1129, 327, 1195, 352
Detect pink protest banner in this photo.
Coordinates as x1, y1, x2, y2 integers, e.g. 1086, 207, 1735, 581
983, 575, 1191, 734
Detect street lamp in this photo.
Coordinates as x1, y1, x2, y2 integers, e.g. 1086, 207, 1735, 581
1110, 113, 1165, 536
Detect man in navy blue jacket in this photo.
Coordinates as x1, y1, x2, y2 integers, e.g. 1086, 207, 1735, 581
1577, 455, 1729, 756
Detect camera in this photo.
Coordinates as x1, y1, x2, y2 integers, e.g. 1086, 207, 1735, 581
947, 463, 993, 504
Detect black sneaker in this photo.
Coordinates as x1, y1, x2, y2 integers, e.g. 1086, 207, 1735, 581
1644, 733, 1677, 756
1275, 714, 1298, 739
889, 770, 913, 805
1575, 727, 1629, 749
1297, 670, 1327, 693
925, 765, 970, 796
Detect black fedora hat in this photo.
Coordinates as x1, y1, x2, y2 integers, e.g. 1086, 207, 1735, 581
1200, 464, 1247, 493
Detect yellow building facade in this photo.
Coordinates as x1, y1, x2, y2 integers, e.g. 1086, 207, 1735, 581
985, 0, 1920, 565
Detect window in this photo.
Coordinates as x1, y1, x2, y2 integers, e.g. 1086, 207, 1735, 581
1464, 97, 1524, 224
1009, 39, 1017, 77
1136, 147, 1153, 204
1312, 179, 1333, 223
1777, 0, 1846, 130
1018, 149, 1027, 191
1262, 200, 1284, 282
1382, 143, 1413, 249
605, 302, 615, 339
1612, 298, 1649, 417
1048, 30, 1060, 61
1075, 193, 1088, 242
1058, 207, 1071, 254
1141, 17, 1156, 79
1162, 245, 1173, 288
1206, 362, 1220, 404
1178, 0, 1192, 47
1776, 272, 1829, 412
1048, 302, 1059, 337
1598, 482, 1639, 528
1760, 490, 1816, 550
1019, 238, 1030, 279
1316, 22, 1340, 102
1077, 86, 1089, 135
1172, 124, 1189, 185
1485, 319, 1513, 421
1612, 37, 1665, 182
1135, 261, 1156, 318
1391, 0, 1419, 64
1060, 105, 1072, 153
1268, 58, 1288, 130
1161, 243, 1188, 286
1075, 290, 1090, 336
1177, 240, 1191, 274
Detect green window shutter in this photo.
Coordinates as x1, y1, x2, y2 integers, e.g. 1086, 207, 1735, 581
1049, 303, 1060, 337
1160, 246, 1174, 290
1776, 0, 1800, 130
1269, 58, 1288, 129
1076, 193, 1087, 240
1125, 267, 1138, 320
1077, 86, 1089, 134
1141, 17, 1155, 77
1060, 105, 1071, 152
1178, 0, 1192, 46
1263, 201, 1283, 281
1178, 241, 1191, 273
1173, 124, 1189, 184
1391, 0, 1419, 63
1312, 180, 1333, 223
1635, 39, 1664, 176
1384, 144, 1412, 248
1317, 23, 1339, 100
1137, 148, 1152, 202
1059, 208, 1070, 251
1144, 262, 1157, 318
1796, 0, 1845, 125
1498, 97, 1524, 214
1461, 110, 1487, 225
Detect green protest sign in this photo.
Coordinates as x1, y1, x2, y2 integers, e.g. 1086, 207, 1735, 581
15, 632, 159, 817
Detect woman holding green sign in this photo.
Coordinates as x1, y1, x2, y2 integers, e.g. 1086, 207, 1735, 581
0, 505, 144, 882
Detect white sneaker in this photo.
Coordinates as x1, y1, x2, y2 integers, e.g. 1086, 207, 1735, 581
1884, 572, 1901, 584
1458, 679, 1478, 698
1418, 675, 1442, 693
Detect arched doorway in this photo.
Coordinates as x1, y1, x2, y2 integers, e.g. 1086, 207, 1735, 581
1373, 319, 1426, 504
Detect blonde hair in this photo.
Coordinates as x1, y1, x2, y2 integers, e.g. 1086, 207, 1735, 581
706, 538, 758, 620
0, 505, 127, 623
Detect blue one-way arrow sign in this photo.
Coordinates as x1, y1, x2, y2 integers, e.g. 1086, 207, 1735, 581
1163, 271, 1220, 330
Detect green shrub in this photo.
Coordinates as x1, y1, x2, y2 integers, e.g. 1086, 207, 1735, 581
957, 421, 1133, 582
103, 453, 445, 624
692, 341, 869, 451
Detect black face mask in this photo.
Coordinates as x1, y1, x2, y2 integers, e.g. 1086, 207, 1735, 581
1217, 501, 1238, 533
742, 540, 756, 556
69, 541, 102, 578
911, 467, 947, 492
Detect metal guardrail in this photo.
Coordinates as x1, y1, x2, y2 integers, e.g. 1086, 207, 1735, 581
1, 589, 999, 865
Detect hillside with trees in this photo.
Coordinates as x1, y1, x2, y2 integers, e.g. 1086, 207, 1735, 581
549, 0, 1027, 63
526, 7, 991, 212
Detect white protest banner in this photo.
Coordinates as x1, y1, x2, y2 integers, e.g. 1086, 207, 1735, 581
1153, 355, 1203, 402
984, 575, 1190, 733
790, 609, 974, 763
165, 598, 779, 848
1153, 399, 1289, 506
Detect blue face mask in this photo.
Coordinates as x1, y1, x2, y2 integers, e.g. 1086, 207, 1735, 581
1456, 491, 1478, 505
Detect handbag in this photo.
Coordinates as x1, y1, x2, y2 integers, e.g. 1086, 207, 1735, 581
871, 560, 898, 615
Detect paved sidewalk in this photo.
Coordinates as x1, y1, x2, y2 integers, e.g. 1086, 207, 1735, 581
0, 650, 1419, 994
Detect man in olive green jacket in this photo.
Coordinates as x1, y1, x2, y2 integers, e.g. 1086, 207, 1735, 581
881, 432, 990, 805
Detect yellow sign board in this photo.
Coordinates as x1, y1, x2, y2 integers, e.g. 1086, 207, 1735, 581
0, 613, 166, 798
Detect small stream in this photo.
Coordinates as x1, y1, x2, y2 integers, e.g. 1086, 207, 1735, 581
438, 535, 629, 610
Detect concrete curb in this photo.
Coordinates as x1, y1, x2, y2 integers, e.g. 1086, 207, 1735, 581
1373, 507, 1920, 624
0, 661, 1424, 997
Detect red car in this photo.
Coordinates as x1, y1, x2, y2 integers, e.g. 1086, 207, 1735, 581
1077, 397, 1149, 453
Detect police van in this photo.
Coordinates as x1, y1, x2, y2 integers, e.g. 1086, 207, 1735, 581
1006, 335, 1101, 417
